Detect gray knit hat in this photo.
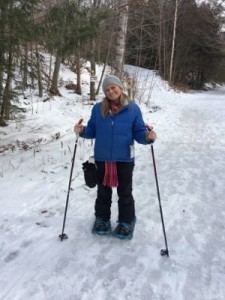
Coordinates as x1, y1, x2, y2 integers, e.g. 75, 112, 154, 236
102, 75, 124, 94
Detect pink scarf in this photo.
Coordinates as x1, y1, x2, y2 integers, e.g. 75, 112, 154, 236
110, 101, 121, 115
103, 162, 118, 187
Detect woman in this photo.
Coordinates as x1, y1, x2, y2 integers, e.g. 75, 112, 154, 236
74, 75, 156, 240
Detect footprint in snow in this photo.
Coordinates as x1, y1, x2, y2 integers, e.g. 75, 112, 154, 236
36, 222, 48, 227
5, 250, 19, 262
20, 240, 33, 248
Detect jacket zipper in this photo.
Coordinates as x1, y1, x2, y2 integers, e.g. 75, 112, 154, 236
110, 117, 115, 160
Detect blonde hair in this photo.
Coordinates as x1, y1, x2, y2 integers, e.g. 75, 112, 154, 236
101, 93, 129, 117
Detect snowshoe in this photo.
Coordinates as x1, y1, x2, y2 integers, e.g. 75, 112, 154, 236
92, 218, 111, 235
113, 217, 136, 240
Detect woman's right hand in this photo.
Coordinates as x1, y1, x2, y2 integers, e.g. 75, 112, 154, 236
74, 118, 84, 135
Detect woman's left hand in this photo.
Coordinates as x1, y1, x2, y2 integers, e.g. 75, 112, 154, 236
146, 124, 157, 142
146, 130, 157, 142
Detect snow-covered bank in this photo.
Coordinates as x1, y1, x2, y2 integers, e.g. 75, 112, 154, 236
0, 64, 225, 300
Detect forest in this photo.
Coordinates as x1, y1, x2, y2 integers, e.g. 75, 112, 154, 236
0, 0, 225, 126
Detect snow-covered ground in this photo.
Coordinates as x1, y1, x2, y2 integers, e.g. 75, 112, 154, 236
0, 61, 225, 300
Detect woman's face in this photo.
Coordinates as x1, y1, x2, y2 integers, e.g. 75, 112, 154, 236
105, 85, 122, 101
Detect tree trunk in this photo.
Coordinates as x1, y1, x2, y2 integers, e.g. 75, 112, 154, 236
75, 49, 82, 95
89, 0, 102, 100
96, 20, 115, 96
49, 54, 62, 96
0, 46, 13, 124
169, 0, 180, 83
163, 23, 167, 79
158, 0, 163, 75
0, 50, 4, 107
47, 54, 53, 90
90, 39, 96, 101
96, 63, 106, 96
113, 0, 129, 78
0, 3, 6, 107
0, 2, 11, 126
22, 44, 28, 90
35, 45, 43, 98
137, 14, 144, 67
0, 59, 5, 126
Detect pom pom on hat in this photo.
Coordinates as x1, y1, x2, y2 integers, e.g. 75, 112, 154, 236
102, 75, 124, 94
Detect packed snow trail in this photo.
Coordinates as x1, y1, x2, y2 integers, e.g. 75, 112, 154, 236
0, 71, 225, 299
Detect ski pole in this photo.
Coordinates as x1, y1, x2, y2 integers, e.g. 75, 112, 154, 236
151, 144, 169, 257
59, 135, 79, 241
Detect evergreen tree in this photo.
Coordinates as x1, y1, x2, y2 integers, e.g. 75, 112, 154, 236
0, 0, 38, 126
42, 1, 108, 95
125, 0, 225, 89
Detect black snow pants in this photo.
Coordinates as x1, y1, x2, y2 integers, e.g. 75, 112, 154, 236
95, 161, 135, 224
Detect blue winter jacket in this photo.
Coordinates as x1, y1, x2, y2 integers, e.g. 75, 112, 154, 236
81, 101, 152, 162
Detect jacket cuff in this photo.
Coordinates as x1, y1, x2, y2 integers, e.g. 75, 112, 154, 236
79, 126, 85, 137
